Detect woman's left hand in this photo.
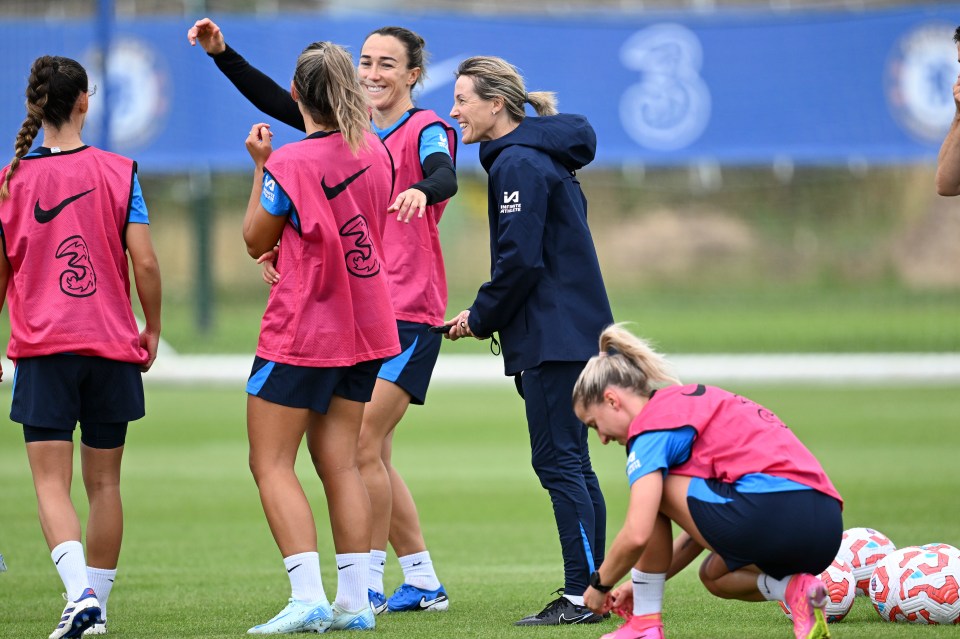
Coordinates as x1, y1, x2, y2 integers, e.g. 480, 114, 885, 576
245, 122, 273, 167
388, 187, 428, 223
446, 309, 474, 341
583, 585, 612, 614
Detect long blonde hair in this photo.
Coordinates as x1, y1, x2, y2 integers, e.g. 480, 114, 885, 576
1, 56, 88, 201
455, 56, 557, 121
572, 324, 680, 410
293, 41, 370, 154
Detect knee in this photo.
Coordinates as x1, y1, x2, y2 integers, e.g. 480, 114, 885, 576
698, 553, 729, 599
355, 437, 383, 472
248, 454, 292, 486
248, 456, 267, 485
309, 452, 356, 483
83, 473, 120, 498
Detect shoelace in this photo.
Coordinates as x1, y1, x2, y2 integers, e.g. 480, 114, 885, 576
536, 589, 569, 618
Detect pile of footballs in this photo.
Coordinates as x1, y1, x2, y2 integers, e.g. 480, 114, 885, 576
780, 527, 960, 625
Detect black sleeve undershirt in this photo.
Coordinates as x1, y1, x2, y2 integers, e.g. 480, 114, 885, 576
211, 46, 457, 205
411, 152, 458, 206
211, 44, 305, 132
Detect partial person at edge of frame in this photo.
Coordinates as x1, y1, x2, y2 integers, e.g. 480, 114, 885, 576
0, 55, 162, 639
935, 26, 960, 196
239, 40, 400, 634
573, 324, 843, 639
187, 17, 456, 614
443, 55, 613, 627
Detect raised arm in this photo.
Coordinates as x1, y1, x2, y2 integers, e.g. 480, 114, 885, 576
188, 17, 304, 132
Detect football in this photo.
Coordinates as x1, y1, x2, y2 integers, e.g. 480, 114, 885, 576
869, 546, 960, 624
779, 558, 857, 623
836, 527, 896, 595
921, 543, 960, 562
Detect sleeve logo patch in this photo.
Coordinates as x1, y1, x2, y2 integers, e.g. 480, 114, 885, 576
626, 451, 642, 476
500, 191, 521, 214
262, 176, 276, 203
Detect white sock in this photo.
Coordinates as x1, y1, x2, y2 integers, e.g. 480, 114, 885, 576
564, 593, 585, 606
398, 551, 441, 591
51, 541, 90, 601
369, 549, 387, 595
632, 569, 666, 616
757, 573, 792, 602
335, 552, 370, 612
283, 552, 326, 603
87, 567, 116, 621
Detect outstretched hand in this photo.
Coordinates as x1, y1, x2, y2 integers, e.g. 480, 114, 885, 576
388, 187, 428, 223
187, 17, 227, 55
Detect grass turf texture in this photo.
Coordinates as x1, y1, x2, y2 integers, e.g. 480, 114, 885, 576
0, 383, 958, 638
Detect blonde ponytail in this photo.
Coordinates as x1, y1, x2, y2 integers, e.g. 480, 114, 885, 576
457, 56, 559, 122
572, 323, 680, 410
526, 91, 558, 116
293, 41, 371, 155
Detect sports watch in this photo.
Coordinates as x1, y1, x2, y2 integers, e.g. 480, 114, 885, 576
589, 570, 612, 593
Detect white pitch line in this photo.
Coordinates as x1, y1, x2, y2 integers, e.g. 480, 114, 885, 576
112, 352, 960, 386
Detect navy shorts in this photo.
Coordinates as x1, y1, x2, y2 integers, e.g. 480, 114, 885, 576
10, 354, 144, 429
246, 356, 382, 413
687, 478, 843, 579
376, 321, 442, 405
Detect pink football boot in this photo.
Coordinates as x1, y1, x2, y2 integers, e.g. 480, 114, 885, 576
784, 573, 830, 639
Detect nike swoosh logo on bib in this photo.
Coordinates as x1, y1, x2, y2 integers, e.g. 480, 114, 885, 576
321, 166, 369, 200
34, 188, 96, 224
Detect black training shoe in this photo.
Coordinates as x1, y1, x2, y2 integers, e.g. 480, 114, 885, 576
514, 590, 605, 626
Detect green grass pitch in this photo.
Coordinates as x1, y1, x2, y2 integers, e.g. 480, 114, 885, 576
0, 383, 958, 638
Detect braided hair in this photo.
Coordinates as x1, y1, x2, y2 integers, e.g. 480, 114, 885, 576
0, 56, 88, 201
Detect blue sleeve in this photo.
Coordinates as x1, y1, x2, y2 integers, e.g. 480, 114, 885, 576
418, 123, 452, 164
260, 170, 292, 217
467, 154, 548, 337
128, 174, 149, 224
626, 426, 697, 486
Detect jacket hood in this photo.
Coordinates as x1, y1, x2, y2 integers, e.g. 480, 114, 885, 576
479, 113, 596, 173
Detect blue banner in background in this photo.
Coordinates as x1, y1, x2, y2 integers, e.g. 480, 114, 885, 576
0, 5, 958, 172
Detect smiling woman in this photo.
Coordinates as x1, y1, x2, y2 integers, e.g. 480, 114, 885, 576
187, 17, 458, 616
443, 55, 614, 627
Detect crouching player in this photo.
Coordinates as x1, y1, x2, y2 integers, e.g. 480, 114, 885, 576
572, 325, 842, 639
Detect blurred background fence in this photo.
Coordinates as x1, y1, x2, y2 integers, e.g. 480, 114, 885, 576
1, 0, 958, 356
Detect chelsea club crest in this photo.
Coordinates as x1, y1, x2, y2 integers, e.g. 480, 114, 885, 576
85, 38, 169, 151
885, 23, 957, 143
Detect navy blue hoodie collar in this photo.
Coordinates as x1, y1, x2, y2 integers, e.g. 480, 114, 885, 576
478, 113, 596, 173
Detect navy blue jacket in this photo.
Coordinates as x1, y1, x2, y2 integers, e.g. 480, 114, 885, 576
466, 114, 614, 376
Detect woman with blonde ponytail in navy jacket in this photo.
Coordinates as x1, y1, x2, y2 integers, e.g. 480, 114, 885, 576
445, 55, 613, 627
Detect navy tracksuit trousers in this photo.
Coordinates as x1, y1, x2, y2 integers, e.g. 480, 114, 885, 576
520, 361, 606, 596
